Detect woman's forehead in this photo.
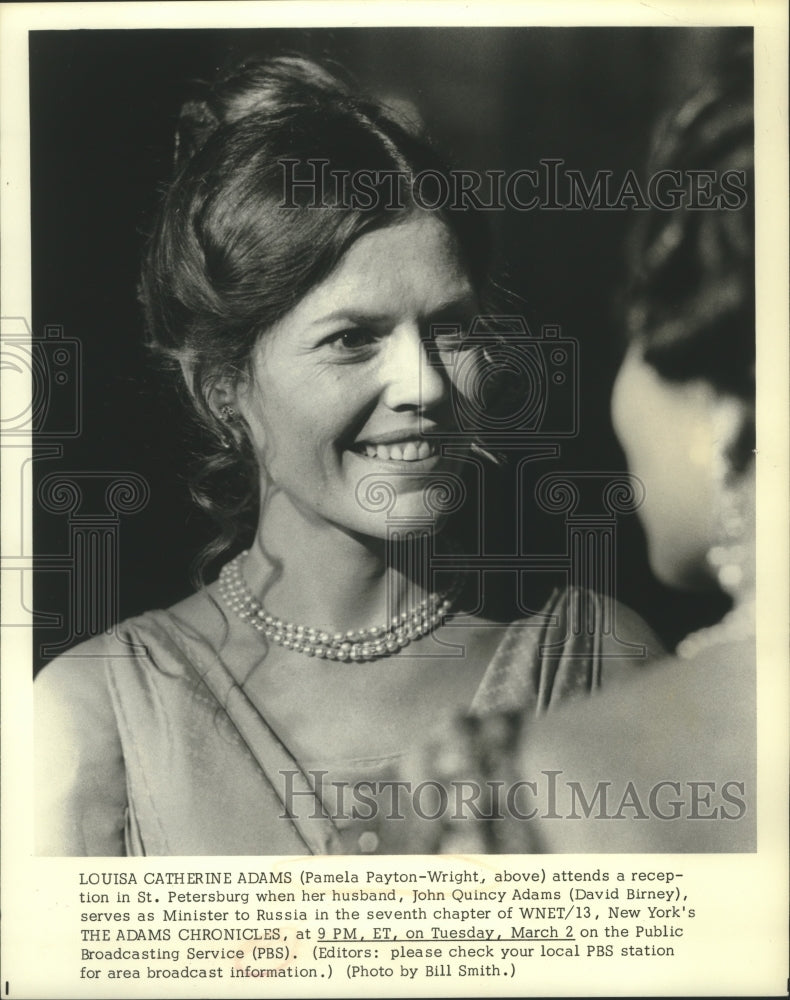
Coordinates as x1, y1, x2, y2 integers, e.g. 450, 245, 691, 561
292, 214, 475, 325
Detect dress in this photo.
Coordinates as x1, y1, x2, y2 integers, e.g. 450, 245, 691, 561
36, 586, 659, 856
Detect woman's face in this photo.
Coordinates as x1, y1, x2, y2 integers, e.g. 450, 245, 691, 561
235, 213, 479, 539
611, 343, 724, 590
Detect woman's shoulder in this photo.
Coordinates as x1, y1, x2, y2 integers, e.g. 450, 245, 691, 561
516, 642, 756, 851
34, 597, 198, 704
33, 595, 227, 857
34, 627, 145, 759
472, 587, 665, 715
40, 589, 229, 676
505, 585, 664, 664
35, 635, 130, 855
35, 631, 127, 706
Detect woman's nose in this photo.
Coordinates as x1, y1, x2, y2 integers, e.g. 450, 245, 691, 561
379, 324, 448, 411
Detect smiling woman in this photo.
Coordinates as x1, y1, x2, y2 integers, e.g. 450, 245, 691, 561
232, 214, 476, 543
33, 54, 662, 856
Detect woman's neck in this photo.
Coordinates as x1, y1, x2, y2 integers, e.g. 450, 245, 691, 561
243, 490, 441, 634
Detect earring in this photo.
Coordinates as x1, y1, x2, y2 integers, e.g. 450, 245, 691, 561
679, 478, 754, 660
705, 454, 748, 595
217, 404, 238, 450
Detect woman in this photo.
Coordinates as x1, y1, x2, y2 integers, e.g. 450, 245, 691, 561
34, 54, 660, 856
484, 53, 757, 853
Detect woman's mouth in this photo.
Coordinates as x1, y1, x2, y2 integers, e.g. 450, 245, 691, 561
352, 439, 438, 462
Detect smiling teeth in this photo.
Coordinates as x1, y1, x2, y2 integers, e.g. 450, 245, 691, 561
360, 440, 435, 461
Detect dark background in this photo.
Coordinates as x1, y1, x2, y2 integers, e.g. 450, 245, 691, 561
31, 27, 746, 672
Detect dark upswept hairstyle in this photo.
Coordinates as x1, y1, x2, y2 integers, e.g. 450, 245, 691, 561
138, 54, 491, 582
623, 43, 755, 461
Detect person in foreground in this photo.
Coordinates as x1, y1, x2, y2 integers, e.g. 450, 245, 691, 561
396, 54, 756, 855
34, 55, 660, 857
525, 65, 756, 852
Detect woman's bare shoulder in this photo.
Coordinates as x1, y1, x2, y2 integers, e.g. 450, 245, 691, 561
35, 632, 128, 711
35, 636, 129, 856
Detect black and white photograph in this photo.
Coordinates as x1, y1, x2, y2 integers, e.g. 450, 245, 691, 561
1, 1, 787, 997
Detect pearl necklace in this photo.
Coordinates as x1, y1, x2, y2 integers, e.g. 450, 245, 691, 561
217, 550, 461, 662
675, 599, 756, 661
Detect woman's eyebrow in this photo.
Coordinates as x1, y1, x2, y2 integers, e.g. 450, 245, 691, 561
312, 294, 477, 328
311, 309, 392, 327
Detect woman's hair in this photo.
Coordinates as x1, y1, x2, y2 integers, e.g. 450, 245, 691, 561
623, 46, 754, 422
139, 54, 490, 582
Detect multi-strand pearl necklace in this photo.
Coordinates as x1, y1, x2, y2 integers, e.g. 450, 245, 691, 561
217, 550, 461, 662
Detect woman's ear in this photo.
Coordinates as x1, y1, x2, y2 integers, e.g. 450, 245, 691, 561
204, 379, 246, 452
178, 356, 245, 448
177, 353, 239, 410
205, 380, 239, 422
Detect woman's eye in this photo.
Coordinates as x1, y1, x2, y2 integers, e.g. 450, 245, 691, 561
329, 328, 376, 351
